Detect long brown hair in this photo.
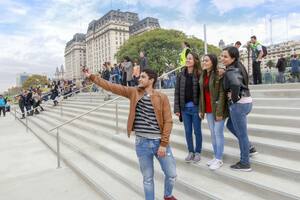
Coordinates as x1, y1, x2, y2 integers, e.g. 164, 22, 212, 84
187, 52, 201, 77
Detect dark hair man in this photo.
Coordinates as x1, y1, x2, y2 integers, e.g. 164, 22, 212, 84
235, 41, 242, 49
83, 68, 177, 200
248, 35, 264, 84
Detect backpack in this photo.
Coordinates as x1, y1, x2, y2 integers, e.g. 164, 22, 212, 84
261, 45, 268, 57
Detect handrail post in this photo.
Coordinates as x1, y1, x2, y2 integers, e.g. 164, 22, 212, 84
60, 100, 63, 117
26, 116, 28, 132
115, 102, 119, 134
90, 90, 92, 102
159, 79, 162, 90
56, 128, 61, 168
14, 108, 17, 120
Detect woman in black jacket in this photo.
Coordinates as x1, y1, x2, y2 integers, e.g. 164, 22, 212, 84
174, 52, 202, 162
221, 46, 253, 171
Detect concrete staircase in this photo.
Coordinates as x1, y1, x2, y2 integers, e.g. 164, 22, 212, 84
23, 83, 300, 200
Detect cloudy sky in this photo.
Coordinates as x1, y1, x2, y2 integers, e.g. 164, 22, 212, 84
1, 0, 300, 92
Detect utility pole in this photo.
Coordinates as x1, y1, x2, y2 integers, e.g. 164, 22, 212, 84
204, 24, 207, 54
269, 17, 273, 45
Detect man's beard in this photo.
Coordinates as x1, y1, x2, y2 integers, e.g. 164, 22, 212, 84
137, 84, 145, 89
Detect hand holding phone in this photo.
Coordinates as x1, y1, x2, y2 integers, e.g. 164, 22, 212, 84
82, 66, 91, 78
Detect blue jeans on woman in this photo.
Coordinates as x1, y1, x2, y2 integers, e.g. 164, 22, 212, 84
182, 104, 202, 153
206, 113, 225, 160
226, 103, 252, 165
135, 136, 177, 200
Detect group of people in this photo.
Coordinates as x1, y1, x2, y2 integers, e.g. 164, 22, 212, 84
48, 79, 83, 106
174, 47, 257, 172
17, 87, 44, 119
272, 53, 300, 83
82, 39, 259, 199
99, 51, 148, 87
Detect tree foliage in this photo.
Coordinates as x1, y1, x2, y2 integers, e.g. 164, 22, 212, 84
116, 29, 221, 75
22, 74, 49, 89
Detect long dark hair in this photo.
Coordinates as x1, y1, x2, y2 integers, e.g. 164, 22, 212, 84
223, 46, 240, 67
223, 46, 249, 85
204, 54, 218, 74
187, 52, 201, 77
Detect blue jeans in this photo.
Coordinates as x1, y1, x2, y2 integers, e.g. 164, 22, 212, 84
226, 103, 252, 165
135, 136, 177, 200
182, 105, 202, 153
277, 72, 285, 83
206, 113, 225, 160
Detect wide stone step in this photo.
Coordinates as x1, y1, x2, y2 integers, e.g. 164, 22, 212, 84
36, 111, 300, 200
45, 108, 300, 170
26, 117, 150, 200
54, 104, 300, 143
31, 114, 220, 200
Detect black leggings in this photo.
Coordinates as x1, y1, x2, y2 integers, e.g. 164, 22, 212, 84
0, 106, 6, 116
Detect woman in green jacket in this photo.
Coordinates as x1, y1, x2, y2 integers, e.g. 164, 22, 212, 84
199, 54, 228, 170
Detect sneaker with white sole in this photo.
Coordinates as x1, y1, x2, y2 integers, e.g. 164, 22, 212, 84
209, 159, 223, 170
206, 158, 216, 166
193, 153, 201, 162
230, 162, 252, 172
185, 152, 194, 162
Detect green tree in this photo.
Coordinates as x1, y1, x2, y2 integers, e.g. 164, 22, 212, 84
266, 60, 275, 69
116, 29, 220, 75
22, 74, 49, 89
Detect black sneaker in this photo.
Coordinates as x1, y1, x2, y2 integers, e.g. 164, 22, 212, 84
230, 162, 252, 172
249, 146, 258, 156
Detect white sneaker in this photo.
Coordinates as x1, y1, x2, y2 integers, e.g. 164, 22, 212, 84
206, 158, 216, 166
209, 159, 223, 170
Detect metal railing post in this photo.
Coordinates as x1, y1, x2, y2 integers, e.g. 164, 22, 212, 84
60, 100, 63, 117
159, 79, 162, 90
26, 116, 28, 132
56, 128, 61, 168
115, 102, 119, 134
14, 108, 17, 120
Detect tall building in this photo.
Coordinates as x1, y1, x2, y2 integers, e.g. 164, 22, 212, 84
65, 10, 160, 78
64, 33, 86, 80
16, 72, 30, 87
218, 39, 225, 49
129, 17, 160, 36
262, 40, 300, 68
85, 10, 160, 73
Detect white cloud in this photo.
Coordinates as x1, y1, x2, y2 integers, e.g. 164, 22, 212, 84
211, 0, 265, 14
162, 12, 300, 48
0, 0, 299, 92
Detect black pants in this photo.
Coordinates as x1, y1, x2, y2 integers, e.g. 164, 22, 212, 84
19, 105, 25, 118
26, 105, 33, 116
252, 61, 262, 84
0, 106, 6, 116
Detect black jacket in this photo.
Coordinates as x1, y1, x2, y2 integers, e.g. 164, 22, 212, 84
140, 57, 148, 71
276, 58, 286, 72
223, 62, 251, 103
19, 95, 25, 107
174, 68, 200, 113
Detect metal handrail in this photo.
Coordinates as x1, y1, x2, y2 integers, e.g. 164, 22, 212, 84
158, 65, 184, 89
60, 83, 94, 99
48, 96, 122, 132
158, 65, 184, 80
13, 84, 94, 119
